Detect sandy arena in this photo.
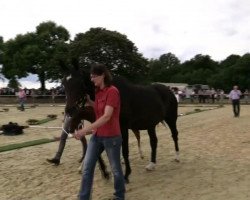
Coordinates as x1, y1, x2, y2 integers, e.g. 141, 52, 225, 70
0, 104, 250, 200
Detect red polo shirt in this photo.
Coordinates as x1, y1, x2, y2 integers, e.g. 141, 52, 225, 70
94, 85, 121, 137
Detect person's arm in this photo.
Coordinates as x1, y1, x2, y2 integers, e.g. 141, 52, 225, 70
74, 105, 114, 139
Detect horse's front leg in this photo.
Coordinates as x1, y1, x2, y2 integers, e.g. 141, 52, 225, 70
121, 127, 131, 183
145, 127, 157, 171
47, 115, 72, 165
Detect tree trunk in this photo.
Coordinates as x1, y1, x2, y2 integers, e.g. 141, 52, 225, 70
38, 72, 46, 93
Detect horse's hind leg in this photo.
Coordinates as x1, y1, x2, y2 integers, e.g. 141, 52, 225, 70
132, 130, 144, 159
98, 155, 110, 180
165, 118, 180, 162
145, 127, 157, 171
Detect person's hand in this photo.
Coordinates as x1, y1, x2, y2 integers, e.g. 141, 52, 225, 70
74, 129, 85, 140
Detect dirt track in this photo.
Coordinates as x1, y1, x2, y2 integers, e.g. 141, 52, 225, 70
0, 104, 250, 200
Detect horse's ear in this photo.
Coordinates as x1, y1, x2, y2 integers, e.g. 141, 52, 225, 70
71, 58, 79, 71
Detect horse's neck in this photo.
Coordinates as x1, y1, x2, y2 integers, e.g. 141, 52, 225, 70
81, 106, 95, 123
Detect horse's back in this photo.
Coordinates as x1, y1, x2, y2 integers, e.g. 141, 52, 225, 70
113, 77, 166, 129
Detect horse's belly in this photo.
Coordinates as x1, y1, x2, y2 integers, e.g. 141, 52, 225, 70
128, 117, 162, 130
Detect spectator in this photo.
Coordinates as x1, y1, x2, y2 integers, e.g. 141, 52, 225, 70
210, 88, 216, 103
173, 88, 180, 103
220, 89, 225, 102
51, 88, 56, 105
244, 89, 249, 104
17, 88, 26, 111
229, 85, 242, 117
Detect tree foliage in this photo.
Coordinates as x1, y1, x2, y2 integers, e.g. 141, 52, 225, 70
7, 77, 21, 89
1, 21, 250, 92
148, 53, 180, 82
1, 21, 70, 91
70, 28, 148, 82
148, 52, 250, 92
0, 36, 3, 64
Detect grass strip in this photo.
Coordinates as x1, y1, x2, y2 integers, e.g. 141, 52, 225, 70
0, 138, 55, 152
26, 117, 56, 125
180, 105, 224, 116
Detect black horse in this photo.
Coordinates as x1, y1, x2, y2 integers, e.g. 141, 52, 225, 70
62, 66, 179, 183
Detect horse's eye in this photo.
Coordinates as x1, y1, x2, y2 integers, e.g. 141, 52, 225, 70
66, 75, 72, 81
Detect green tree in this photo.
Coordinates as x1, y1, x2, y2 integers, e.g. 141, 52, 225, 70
0, 36, 5, 81
1, 21, 70, 91
7, 77, 21, 89
70, 27, 148, 82
219, 54, 241, 69
0, 36, 3, 64
148, 53, 180, 82
159, 53, 180, 68
177, 54, 218, 85
207, 54, 241, 90
229, 53, 250, 91
2, 33, 36, 79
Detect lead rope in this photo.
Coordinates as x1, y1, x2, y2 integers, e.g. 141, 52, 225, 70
62, 126, 73, 138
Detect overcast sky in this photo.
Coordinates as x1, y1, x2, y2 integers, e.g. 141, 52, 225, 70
1, 0, 250, 88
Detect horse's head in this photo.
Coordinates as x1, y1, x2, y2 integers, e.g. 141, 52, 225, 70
62, 68, 86, 116
62, 66, 94, 116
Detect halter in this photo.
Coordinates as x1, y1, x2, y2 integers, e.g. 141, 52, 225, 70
62, 126, 73, 138
76, 94, 87, 109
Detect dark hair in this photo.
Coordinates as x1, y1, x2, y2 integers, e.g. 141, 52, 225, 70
90, 63, 112, 86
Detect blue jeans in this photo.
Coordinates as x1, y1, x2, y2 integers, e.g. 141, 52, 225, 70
232, 99, 240, 117
78, 134, 125, 200
19, 98, 25, 110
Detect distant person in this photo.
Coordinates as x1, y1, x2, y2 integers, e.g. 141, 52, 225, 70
178, 90, 184, 102
18, 88, 26, 111
51, 89, 56, 105
229, 85, 242, 117
244, 89, 249, 104
220, 89, 225, 102
30, 89, 36, 105
173, 88, 180, 102
210, 88, 216, 103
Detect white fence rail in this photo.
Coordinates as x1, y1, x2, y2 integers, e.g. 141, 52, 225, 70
0, 95, 66, 104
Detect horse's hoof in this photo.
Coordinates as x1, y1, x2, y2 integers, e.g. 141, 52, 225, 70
174, 158, 180, 163
124, 177, 130, 184
145, 162, 156, 171
46, 158, 60, 166
78, 157, 84, 163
